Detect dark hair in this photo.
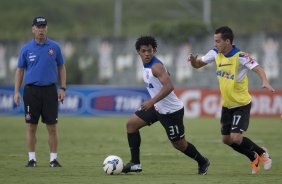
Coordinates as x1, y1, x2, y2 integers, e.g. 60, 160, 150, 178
135, 36, 158, 51
215, 26, 234, 44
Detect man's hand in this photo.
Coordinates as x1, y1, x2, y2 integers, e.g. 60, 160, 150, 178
140, 99, 154, 111
187, 54, 206, 68
14, 91, 21, 106
262, 82, 275, 93
188, 54, 198, 63
58, 89, 66, 104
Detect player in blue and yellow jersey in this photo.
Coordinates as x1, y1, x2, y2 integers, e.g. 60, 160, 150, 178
188, 26, 274, 174
122, 36, 210, 175
14, 16, 66, 168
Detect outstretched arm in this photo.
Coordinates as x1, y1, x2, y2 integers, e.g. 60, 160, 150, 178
187, 54, 207, 69
252, 65, 275, 92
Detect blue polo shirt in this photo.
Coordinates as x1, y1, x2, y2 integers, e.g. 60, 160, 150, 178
18, 38, 64, 86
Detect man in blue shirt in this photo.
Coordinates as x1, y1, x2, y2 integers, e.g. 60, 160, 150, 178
14, 16, 66, 167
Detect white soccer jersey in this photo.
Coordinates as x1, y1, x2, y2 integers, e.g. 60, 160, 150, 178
143, 57, 183, 114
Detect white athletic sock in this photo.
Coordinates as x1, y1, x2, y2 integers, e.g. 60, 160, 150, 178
50, 153, 57, 162
28, 152, 36, 161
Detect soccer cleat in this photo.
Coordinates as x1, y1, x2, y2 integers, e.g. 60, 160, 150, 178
198, 158, 210, 175
259, 147, 272, 170
251, 153, 260, 174
26, 159, 37, 167
122, 162, 142, 173
49, 159, 62, 167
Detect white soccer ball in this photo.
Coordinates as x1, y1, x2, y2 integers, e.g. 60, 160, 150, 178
102, 155, 123, 175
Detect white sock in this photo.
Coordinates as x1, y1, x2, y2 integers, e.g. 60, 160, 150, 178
28, 152, 36, 161
50, 153, 57, 162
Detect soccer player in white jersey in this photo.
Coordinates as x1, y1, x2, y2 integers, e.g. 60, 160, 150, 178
122, 36, 210, 175
187, 26, 274, 174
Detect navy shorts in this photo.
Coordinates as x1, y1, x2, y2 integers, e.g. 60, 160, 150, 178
220, 102, 251, 135
23, 84, 58, 124
135, 107, 185, 141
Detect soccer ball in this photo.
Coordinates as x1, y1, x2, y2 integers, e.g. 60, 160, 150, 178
102, 155, 123, 175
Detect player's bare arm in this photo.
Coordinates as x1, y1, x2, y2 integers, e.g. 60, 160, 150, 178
14, 68, 24, 106
58, 64, 67, 102
188, 54, 207, 69
141, 63, 173, 111
252, 65, 275, 92
151, 63, 174, 102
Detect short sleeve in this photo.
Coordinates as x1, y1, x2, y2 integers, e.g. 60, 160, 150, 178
17, 47, 26, 68
56, 45, 64, 65
239, 53, 259, 70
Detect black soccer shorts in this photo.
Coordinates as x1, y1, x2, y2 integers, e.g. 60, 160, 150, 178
135, 107, 185, 141
220, 102, 251, 135
23, 84, 58, 124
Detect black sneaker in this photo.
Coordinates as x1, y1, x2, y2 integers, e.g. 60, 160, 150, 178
26, 159, 36, 167
122, 162, 142, 173
198, 158, 210, 175
49, 159, 62, 167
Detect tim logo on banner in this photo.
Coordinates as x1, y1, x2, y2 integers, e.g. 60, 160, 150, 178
0, 86, 150, 116
87, 89, 150, 116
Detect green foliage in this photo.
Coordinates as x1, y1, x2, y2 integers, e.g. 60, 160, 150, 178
150, 20, 209, 43
0, 116, 282, 184
211, 0, 282, 34
0, 0, 282, 40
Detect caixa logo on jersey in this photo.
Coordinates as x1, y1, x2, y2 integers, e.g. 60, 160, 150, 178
87, 89, 150, 115
59, 91, 85, 115
0, 89, 22, 114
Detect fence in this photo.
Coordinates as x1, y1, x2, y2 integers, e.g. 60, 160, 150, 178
0, 33, 281, 88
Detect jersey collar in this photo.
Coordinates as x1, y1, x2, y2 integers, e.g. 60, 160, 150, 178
213, 45, 241, 58
143, 56, 160, 68
225, 45, 241, 58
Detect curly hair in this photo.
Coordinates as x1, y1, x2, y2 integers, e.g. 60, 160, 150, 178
135, 36, 158, 51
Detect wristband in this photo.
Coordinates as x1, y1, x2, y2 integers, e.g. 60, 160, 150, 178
60, 87, 66, 91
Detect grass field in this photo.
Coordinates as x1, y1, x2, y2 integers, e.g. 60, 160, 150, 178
0, 116, 281, 184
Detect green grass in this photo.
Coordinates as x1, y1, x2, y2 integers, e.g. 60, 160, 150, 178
0, 116, 281, 184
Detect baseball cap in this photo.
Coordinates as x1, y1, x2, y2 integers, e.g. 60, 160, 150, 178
32, 16, 47, 26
